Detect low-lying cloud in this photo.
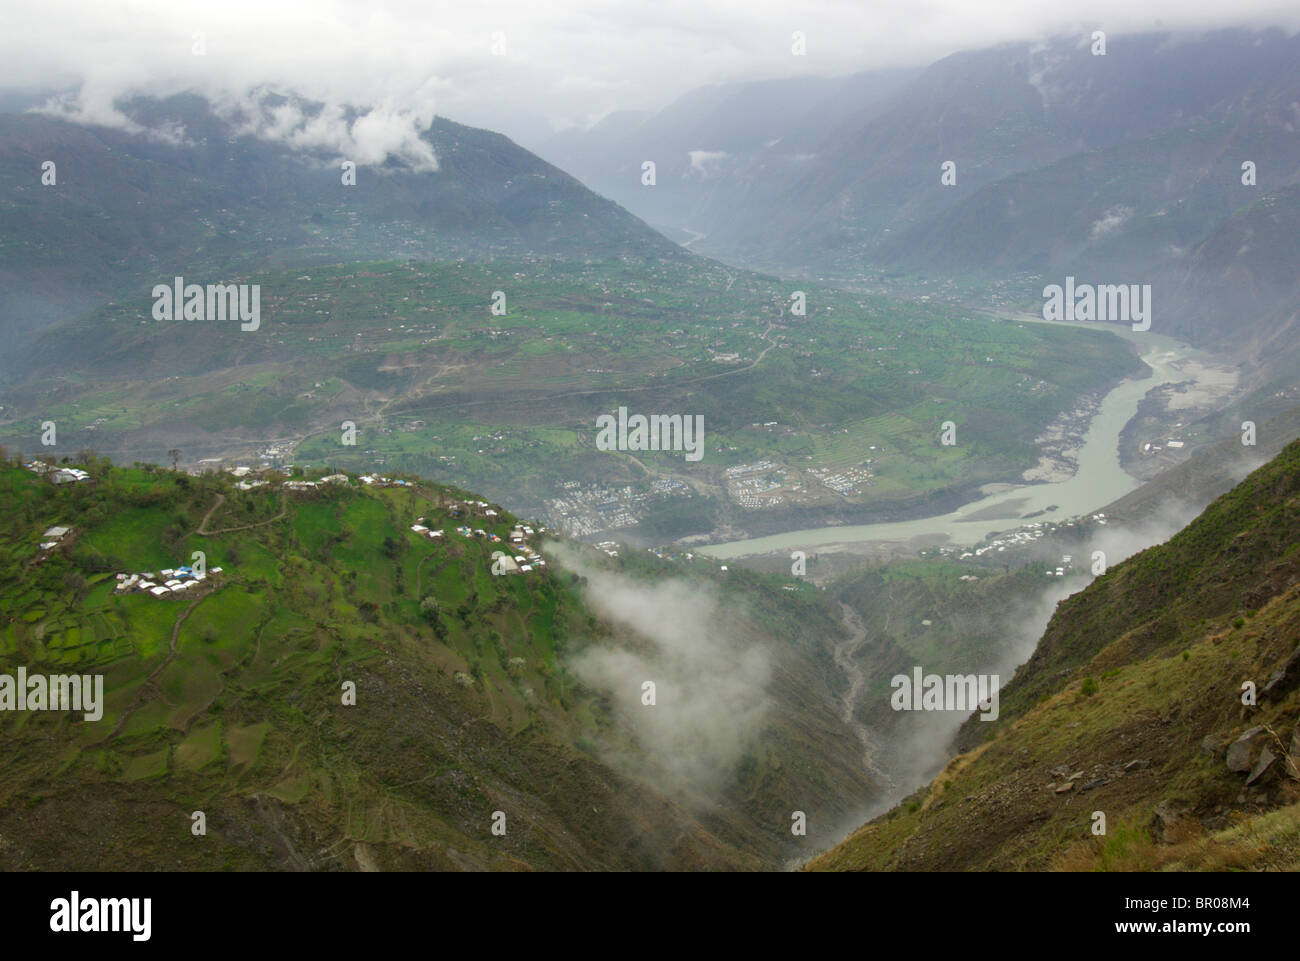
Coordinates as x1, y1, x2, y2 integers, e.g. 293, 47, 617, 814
5, 1, 1297, 150
36, 84, 441, 172
856, 496, 1208, 824
550, 543, 770, 799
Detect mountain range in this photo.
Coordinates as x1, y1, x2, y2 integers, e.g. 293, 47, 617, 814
541, 28, 1300, 364
2, 21, 1300, 875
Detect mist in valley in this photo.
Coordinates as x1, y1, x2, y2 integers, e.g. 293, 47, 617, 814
549, 543, 773, 802
824, 494, 1215, 844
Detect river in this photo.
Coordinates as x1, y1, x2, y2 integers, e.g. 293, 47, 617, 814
701, 314, 1215, 559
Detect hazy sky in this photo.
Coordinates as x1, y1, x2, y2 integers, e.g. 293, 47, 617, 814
2, 0, 1297, 148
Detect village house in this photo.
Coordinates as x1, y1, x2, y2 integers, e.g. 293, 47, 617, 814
409, 522, 446, 540
37, 525, 73, 552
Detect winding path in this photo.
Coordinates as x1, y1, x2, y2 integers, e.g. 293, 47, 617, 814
195, 491, 288, 536
99, 592, 210, 743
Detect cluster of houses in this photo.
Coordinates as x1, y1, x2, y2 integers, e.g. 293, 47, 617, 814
425, 515, 547, 576
219, 464, 362, 493
25, 461, 90, 484
224, 466, 269, 491
359, 474, 415, 488
494, 527, 546, 575
283, 474, 349, 493
113, 564, 223, 598
957, 524, 1048, 559
1044, 554, 1074, 578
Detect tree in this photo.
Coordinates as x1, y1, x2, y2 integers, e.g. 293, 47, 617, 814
63, 571, 89, 604
168, 449, 181, 471
420, 596, 440, 622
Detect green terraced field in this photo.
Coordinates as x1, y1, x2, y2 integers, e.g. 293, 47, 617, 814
1, 257, 1142, 542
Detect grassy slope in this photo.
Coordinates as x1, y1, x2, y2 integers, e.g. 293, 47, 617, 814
808, 440, 1300, 871
0, 457, 879, 869
832, 559, 1056, 728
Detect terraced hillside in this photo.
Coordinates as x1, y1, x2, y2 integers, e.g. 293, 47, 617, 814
0, 255, 1142, 542
0, 456, 875, 870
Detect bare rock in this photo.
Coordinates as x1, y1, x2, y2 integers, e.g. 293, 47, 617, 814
1246, 747, 1277, 786
1226, 726, 1264, 773
1262, 645, 1300, 698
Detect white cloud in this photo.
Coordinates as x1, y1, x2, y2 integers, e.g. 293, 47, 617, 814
551, 544, 771, 799
1090, 204, 1134, 240
2, 0, 1298, 152
687, 149, 730, 176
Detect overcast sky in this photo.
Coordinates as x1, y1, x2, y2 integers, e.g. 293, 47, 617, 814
2, 0, 1298, 149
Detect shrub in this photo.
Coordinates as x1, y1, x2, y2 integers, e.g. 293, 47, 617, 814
1096, 822, 1158, 871
419, 596, 440, 622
